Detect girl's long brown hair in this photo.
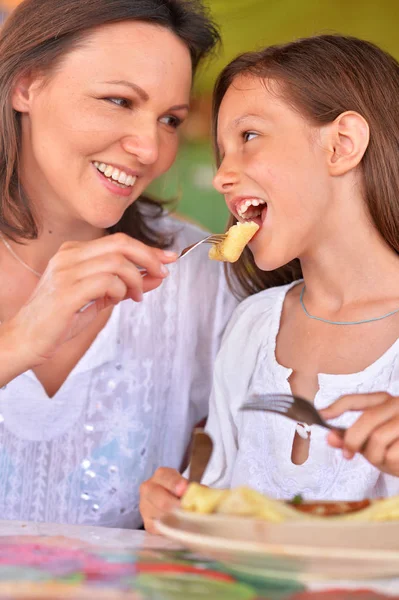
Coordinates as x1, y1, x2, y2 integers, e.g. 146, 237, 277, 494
212, 35, 399, 298
0, 0, 220, 246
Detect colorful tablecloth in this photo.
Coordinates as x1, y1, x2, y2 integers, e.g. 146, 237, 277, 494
0, 521, 395, 599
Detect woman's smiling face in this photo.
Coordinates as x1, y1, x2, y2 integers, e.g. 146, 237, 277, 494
213, 74, 333, 271
13, 21, 192, 231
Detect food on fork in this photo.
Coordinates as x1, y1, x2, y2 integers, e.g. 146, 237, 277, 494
208, 221, 259, 263
181, 483, 399, 522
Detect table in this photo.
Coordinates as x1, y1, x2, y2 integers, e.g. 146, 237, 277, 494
0, 519, 397, 599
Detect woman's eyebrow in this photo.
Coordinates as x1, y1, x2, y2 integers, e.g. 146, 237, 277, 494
102, 80, 189, 111
103, 79, 149, 100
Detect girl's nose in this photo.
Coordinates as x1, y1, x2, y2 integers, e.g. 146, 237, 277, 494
213, 160, 240, 194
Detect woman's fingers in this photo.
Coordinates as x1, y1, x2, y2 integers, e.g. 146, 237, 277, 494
72, 254, 150, 302
57, 233, 177, 279
9, 234, 178, 369
141, 275, 165, 294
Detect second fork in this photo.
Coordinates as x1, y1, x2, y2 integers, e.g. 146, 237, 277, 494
241, 393, 346, 438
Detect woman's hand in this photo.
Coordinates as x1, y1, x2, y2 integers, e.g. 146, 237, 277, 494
139, 467, 188, 534
7, 233, 177, 369
321, 392, 399, 476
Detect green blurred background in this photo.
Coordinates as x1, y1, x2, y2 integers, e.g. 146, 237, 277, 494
2, 0, 399, 233
150, 0, 399, 233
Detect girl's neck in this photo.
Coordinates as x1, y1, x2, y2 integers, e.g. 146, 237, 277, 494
299, 202, 399, 310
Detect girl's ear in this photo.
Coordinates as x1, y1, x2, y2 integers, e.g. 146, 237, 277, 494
12, 73, 41, 113
321, 111, 370, 176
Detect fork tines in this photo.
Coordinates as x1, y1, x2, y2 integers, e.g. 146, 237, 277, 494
206, 234, 226, 244
241, 394, 294, 413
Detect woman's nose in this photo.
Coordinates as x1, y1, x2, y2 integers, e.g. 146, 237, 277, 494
213, 160, 240, 194
121, 127, 159, 165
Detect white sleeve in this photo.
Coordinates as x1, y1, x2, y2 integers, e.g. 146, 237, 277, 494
201, 298, 265, 489
184, 260, 239, 428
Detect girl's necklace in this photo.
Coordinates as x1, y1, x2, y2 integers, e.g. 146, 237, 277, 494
0, 231, 42, 278
300, 285, 399, 325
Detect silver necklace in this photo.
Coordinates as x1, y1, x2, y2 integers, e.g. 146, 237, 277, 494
300, 285, 399, 325
0, 231, 41, 278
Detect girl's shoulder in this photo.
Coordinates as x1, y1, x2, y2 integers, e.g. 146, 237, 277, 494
225, 282, 297, 338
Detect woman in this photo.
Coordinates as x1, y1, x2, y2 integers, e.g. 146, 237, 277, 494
140, 34, 399, 533
0, 0, 236, 528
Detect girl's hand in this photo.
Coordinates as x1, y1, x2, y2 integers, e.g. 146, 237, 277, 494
321, 392, 399, 476
8, 233, 177, 369
139, 468, 188, 534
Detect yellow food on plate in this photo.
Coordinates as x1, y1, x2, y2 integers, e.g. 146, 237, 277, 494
209, 221, 259, 263
181, 483, 399, 522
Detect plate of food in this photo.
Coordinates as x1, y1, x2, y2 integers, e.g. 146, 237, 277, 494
156, 484, 399, 582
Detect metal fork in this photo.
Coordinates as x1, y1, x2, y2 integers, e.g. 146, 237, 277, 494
178, 233, 226, 259
240, 393, 346, 438
136, 233, 227, 277
81, 234, 227, 313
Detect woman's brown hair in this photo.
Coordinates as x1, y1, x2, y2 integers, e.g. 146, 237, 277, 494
212, 35, 399, 298
0, 0, 220, 246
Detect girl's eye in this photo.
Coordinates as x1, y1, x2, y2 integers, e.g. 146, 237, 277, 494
243, 131, 258, 142
159, 115, 182, 129
104, 97, 131, 109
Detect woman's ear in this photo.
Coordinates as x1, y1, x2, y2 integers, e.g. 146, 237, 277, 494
321, 111, 370, 176
12, 73, 41, 113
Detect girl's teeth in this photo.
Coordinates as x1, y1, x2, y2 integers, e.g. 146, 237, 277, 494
104, 165, 113, 178
118, 172, 127, 184
111, 169, 120, 181
237, 198, 267, 219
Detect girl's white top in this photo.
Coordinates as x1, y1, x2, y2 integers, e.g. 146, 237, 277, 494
0, 217, 237, 528
202, 282, 399, 499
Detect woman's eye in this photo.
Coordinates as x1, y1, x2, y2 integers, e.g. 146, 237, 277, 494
243, 131, 258, 142
159, 115, 182, 129
104, 97, 131, 109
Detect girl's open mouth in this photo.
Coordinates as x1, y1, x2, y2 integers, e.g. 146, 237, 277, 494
236, 198, 267, 228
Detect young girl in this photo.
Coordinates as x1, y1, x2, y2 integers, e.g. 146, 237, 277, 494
0, 0, 239, 529
141, 34, 399, 532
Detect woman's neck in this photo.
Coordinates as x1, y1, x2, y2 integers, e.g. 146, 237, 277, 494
6, 219, 106, 278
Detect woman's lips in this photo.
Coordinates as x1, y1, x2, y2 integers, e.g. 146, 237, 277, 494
93, 163, 136, 198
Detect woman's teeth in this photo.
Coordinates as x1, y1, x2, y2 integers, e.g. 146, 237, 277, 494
93, 161, 137, 188
237, 198, 267, 220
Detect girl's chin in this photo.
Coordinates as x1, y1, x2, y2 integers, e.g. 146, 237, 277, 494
252, 253, 291, 273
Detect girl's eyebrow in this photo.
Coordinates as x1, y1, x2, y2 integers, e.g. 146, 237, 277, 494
101, 80, 189, 112
230, 113, 271, 129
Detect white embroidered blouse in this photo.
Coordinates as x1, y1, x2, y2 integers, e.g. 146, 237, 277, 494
202, 282, 399, 500
0, 217, 237, 528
